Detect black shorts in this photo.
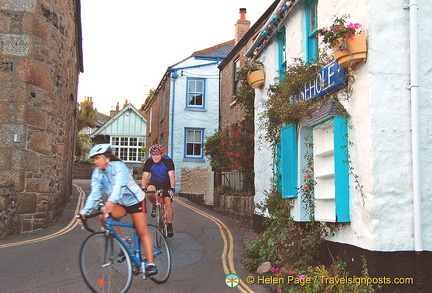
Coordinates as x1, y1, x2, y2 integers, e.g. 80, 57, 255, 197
124, 201, 147, 214
148, 180, 172, 199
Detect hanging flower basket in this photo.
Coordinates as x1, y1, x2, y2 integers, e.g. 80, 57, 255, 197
247, 69, 265, 89
332, 33, 367, 68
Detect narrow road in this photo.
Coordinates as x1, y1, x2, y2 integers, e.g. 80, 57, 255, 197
0, 179, 267, 293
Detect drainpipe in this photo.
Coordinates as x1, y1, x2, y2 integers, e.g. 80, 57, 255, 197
408, 0, 422, 252
170, 72, 178, 159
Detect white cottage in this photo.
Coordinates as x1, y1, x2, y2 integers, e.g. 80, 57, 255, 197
247, 0, 432, 287
144, 41, 234, 192
90, 103, 147, 168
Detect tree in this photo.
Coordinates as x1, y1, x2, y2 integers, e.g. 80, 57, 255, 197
75, 99, 97, 160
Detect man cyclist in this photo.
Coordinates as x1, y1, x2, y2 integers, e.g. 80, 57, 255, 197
142, 144, 176, 237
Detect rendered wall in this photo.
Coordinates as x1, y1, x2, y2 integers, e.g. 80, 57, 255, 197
253, 0, 432, 252
170, 57, 221, 191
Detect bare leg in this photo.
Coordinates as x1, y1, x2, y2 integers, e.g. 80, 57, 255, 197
130, 212, 154, 264
165, 196, 173, 224
101, 204, 127, 238
146, 185, 156, 205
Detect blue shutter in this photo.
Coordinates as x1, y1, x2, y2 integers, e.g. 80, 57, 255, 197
280, 123, 298, 198
333, 116, 350, 222
275, 141, 282, 191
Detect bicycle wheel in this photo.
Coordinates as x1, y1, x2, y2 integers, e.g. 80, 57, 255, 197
146, 225, 171, 283
80, 232, 133, 293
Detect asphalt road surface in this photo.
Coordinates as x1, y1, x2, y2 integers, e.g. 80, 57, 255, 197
0, 179, 268, 293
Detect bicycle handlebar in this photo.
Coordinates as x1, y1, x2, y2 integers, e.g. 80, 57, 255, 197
76, 212, 102, 233
143, 189, 168, 193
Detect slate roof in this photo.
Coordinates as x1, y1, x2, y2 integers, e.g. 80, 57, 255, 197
306, 98, 349, 127
192, 40, 235, 59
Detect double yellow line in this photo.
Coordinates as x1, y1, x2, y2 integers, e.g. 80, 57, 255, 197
0, 183, 86, 249
176, 199, 254, 293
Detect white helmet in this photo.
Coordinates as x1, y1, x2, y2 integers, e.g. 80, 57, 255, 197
89, 144, 111, 158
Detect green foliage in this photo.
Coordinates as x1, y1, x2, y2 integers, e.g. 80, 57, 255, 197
75, 99, 97, 160
214, 185, 249, 197
241, 60, 263, 74
75, 133, 92, 161
243, 190, 329, 272
203, 128, 231, 171
76, 100, 97, 131
263, 58, 331, 144
204, 59, 255, 186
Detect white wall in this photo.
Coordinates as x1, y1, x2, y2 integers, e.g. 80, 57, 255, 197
253, 0, 432, 252
169, 57, 220, 191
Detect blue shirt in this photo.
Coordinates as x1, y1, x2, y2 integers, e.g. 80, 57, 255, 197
142, 155, 175, 183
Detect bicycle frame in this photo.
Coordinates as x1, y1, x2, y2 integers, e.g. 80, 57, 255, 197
105, 218, 163, 268
105, 218, 142, 267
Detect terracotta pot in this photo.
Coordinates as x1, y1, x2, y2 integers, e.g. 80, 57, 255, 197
332, 33, 367, 68
246, 69, 265, 89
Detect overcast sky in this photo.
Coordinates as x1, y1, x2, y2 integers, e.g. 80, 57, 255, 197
77, 0, 273, 115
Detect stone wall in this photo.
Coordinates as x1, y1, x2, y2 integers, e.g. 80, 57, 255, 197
180, 166, 211, 195
0, 0, 82, 236
73, 162, 93, 179
180, 166, 254, 226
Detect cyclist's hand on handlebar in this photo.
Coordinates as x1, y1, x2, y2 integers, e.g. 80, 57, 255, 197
76, 214, 86, 226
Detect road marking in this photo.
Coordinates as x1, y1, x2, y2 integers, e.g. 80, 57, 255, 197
0, 184, 86, 249
176, 198, 254, 293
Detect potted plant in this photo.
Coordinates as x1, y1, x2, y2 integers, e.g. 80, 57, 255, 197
319, 14, 367, 68
244, 60, 265, 89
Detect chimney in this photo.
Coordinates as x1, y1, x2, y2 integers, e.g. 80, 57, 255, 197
110, 102, 120, 117
235, 8, 250, 45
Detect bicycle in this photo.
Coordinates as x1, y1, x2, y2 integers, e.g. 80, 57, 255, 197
77, 204, 172, 293
146, 189, 171, 238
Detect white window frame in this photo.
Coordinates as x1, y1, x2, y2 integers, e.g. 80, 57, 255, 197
110, 136, 145, 163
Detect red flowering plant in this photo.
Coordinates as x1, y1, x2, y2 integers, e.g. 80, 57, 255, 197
318, 14, 363, 46
204, 120, 255, 191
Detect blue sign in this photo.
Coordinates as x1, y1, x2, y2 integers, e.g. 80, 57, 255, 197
302, 61, 346, 101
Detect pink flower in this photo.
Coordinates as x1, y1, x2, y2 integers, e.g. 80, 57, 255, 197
299, 275, 306, 279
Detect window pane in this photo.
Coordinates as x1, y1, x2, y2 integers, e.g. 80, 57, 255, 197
120, 137, 128, 146
129, 148, 137, 161
193, 144, 201, 156
111, 137, 119, 145
187, 130, 194, 141
194, 130, 201, 142
309, 4, 316, 33
188, 79, 204, 107
186, 143, 193, 155
120, 148, 127, 160
186, 129, 203, 157
196, 80, 203, 92
130, 137, 137, 146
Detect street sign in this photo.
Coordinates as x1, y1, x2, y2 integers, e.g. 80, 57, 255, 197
302, 61, 346, 101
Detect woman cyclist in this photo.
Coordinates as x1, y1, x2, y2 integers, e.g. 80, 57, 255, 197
77, 144, 157, 275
